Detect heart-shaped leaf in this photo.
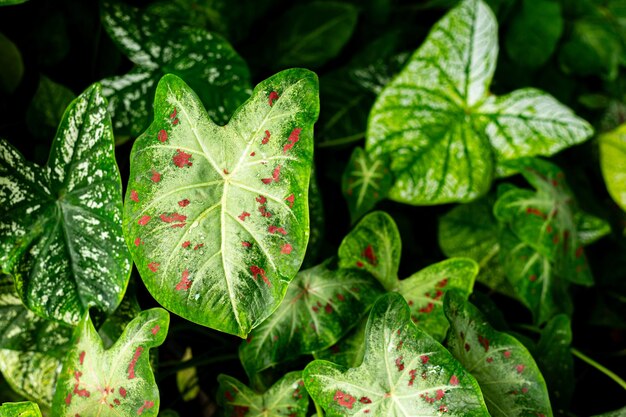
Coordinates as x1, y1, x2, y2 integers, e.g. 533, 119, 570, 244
0, 402, 42, 417
366, 0, 592, 205
0, 84, 131, 325
338, 211, 401, 291
599, 124, 626, 212
51, 308, 170, 417
217, 372, 308, 417
342, 148, 393, 223
444, 290, 553, 417
239, 262, 383, 378
304, 293, 490, 417
101, 1, 251, 138
123, 70, 319, 337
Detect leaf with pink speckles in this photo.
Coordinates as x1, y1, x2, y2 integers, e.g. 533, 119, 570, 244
123, 70, 318, 337
0, 402, 42, 417
444, 290, 553, 417
50, 308, 169, 417
304, 293, 489, 417
217, 372, 308, 417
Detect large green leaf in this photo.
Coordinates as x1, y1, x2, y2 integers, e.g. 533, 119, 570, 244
0, 351, 60, 408
337, 211, 401, 291
341, 148, 393, 223
101, 1, 251, 138
51, 308, 170, 417
0, 402, 41, 417
239, 262, 383, 378
217, 372, 308, 417
304, 293, 490, 416
366, 0, 592, 205
123, 71, 319, 337
0, 84, 131, 325
444, 290, 553, 417
599, 124, 626, 212
26, 76, 76, 140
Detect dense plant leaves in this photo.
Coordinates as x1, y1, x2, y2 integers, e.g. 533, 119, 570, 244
304, 293, 490, 416
51, 308, 170, 417
399, 258, 477, 342
444, 290, 553, 417
338, 211, 401, 291
124, 71, 319, 337
341, 148, 393, 223
217, 372, 308, 417
258, 2, 358, 71
239, 262, 383, 378
26, 76, 76, 140
0, 33, 23, 94
303, 167, 325, 269
314, 318, 367, 369
599, 124, 626, 212
0, 402, 41, 417
98, 287, 142, 349
0, 84, 131, 325
366, 0, 593, 205
101, 1, 251, 138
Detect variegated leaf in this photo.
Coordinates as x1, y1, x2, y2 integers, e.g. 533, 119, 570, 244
599, 124, 626, 212
304, 293, 490, 417
0, 84, 131, 325
0, 351, 62, 409
217, 372, 308, 417
0, 402, 42, 417
123, 71, 319, 337
51, 308, 169, 417
239, 262, 383, 378
444, 290, 553, 417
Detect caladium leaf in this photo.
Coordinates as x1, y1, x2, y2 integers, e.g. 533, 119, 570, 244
123, 70, 319, 337
0, 350, 62, 408
0, 402, 42, 417
599, 124, 626, 212
26, 76, 76, 140
239, 262, 383, 378
338, 211, 401, 291
0, 84, 131, 325
366, 0, 593, 205
342, 148, 393, 223
101, 1, 251, 138
314, 317, 367, 369
444, 290, 553, 417
304, 293, 490, 416
51, 308, 170, 417
217, 372, 308, 417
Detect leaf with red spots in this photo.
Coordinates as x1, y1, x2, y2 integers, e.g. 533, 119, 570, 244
51, 308, 169, 417
444, 290, 552, 417
0, 84, 131, 325
341, 147, 393, 223
304, 293, 489, 417
217, 372, 308, 417
338, 211, 401, 291
239, 262, 383, 378
123, 70, 319, 337
0, 402, 43, 417
100, 1, 251, 139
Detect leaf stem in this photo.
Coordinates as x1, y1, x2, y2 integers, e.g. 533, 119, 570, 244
314, 401, 325, 417
571, 348, 626, 391
317, 133, 364, 148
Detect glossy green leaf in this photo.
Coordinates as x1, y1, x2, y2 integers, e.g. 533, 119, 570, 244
26, 76, 76, 140
366, 0, 592, 205
338, 211, 401, 291
399, 258, 477, 342
444, 290, 553, 417
123, 71, 319, 337
0, 84, 131, 325
0, 402, 41, 417
342, 148, 393, 223
51, 308, 170, 417
0, 33, 23, 94
239, 262, 383, 377
0, 350, 60, 408
217, 372, 308, 417
101, 1, 251, 137
599, 124, 626, 212
304, 293, 490, 416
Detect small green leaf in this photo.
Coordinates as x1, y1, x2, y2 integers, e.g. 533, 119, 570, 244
26, 76, 76, 140
176, 348, 199, 402
51, 308, 170, 417
338, 211, 401, 291
0, 0, 28, 5
0, 84, 132, 325
123, 71, 319, 337
0, 402, 41, 417
314, 317, 367, 369
0, 33, 23, 94
304, 293, 490, 416
217, 372, 308, 417
599, 124, 626, 212
342, 148, 393, 223
101, 1, 251, 137
239, 262, 383, 378
444, 290, 553, 417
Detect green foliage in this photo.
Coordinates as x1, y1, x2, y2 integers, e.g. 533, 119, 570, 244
0, 402, 41, 417
0, 33, 23, 94
599, 124, 626, 212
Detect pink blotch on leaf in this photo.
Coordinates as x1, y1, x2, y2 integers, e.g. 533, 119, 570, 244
151, 325, 160, 335
504, 350, 512, 359
395, 356, 404, 371
281, 243, 292, 254
73, 384, 89, 398
128, 347, 143, 379
250, 265, 270, 287
419, 303, 435, 314
239, 211, 251, 221
178, 199, 190, 207
193, 243, 204, 250
134, 237, 142, 247
449, 375, 459, 386
333, 390, 356, 409
182, 241, 191, 248
151, 170, 161, 183
79, 351, 85, 365
172, 149, 192, 168
268, 225, 287, 235
138, 215, 151, 226
262, 130, 271, 144
242, 241, 251, 248
285, 194, 295, 208
408, 369, 417, 386
176, 269, 192, 291
119, 387, 127, 398
283, 128, 301, 153
157, 129, 168, 142
256, 195, 267, 204
420, 355, 429, 364
137, 400, 154, 415
435, 389, 445, 400
130, 190, 139, 202
478, 335, 490, 352
148, 262, 160, 272
356, 261, 364, 268
65, 393, 72, 405
516, 364, 525, 373
362, 244, 377, 266
268, 91, 279, 106
225, 391, 234, 401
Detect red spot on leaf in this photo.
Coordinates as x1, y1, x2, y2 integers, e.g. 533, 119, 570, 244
193, 243, 204, 250
138, 216, 151, 226
465, 343, 471, 352
575, 246, 584, 258
268, 225, 287, 235
268, 91, 279, 106
504, 350, 512, 359
439, 405, 448, 413
225, 390, 234, 401
242, 241, 251, 247
65, 393, 72, 405
478, 335, 490, 352
250, 265, 270, 287
324, 303, 333, 314
526, 207, 547, 219
449, 375, 459, 386
522, 387, 529, 394
516, 364, 525, 373
114, 399, 121, 406
395, 356, 405, 371
408, 369, 417, 386
151, 170, 161, 183
281, 243, 292, 254
134, 237, 142, 247
283, 128, 301, 153
151, 325, 160, 335
336, 293, 345, 301
137, 400, 154, 415
178, 199, 190, 207
160, 213, 187, 228
158, 129, 168, 142
79, 351, 85, 365
173, 149, 193, 168
148, 262, 160, 272
262, 130, 271, 145
182, 241, 191, 248
285, 194, 294, 208
419, 303, 435, 314
356, 261, 364, 268
73, 384, 90, 398
362, 244, 377, 266
232, 406, 249, 417
486, 357, 493, 363
130, 190, 139, 202
170, 109, 177, 119
176, 269, 192, 291
261, 178, 272, 184
420, 355, 429, 364
256, 195, 267, 205
437, 278, 449, 288
435, 389, 445, 400
223, 168, 229, 175
128, 347, 143, 379
333, 390, 356, 409
360, 397, 372, 404
546, 225, 553, 233
74, 370, 82, 382
529, 274, 537, 282
250, 152, 255, 157
238, 211, 250, 221
119, 387, 127, 398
